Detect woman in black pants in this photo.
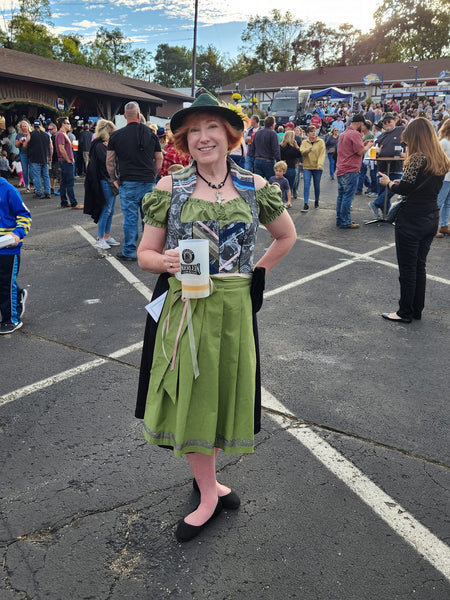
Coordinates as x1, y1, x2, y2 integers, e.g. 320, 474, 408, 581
378, 117, 450, 323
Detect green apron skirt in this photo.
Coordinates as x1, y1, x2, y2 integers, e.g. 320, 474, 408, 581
143, 275, 256, 457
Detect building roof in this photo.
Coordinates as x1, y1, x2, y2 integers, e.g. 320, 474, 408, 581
0, 47, 192, 105
220, 58, 450, 93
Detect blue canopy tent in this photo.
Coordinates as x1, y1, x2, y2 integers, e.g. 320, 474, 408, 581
310, 87, 353, 106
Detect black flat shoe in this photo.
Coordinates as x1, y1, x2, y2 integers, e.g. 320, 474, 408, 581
175, 499, 223, 543
193, 479, 241, 510
116, 252, 137, 262
381, 313, 412, 324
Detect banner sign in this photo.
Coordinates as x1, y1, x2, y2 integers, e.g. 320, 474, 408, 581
363, 73, 380, 85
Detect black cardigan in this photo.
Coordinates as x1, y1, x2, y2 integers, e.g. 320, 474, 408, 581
83, 138, 108, 223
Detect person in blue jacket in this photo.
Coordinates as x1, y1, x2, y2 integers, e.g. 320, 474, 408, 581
0, 177, 32, 334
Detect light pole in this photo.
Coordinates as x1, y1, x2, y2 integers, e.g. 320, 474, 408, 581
191, 0, 198, 98
409, 65, 418, 87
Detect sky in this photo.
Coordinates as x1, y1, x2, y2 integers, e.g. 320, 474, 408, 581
24, 0, 382, 64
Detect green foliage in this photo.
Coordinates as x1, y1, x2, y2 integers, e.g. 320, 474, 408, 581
7, 17, 56, 58
195, 45, 226, 92
54, 35, 88, 66
241, 9, 305, 72
153, 44, 192, 87
371, 0, 450, 61
86, 27, 134, 74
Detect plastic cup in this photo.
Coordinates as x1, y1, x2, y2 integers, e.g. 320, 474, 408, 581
178, 239, 210, 298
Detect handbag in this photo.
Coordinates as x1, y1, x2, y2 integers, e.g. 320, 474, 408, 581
383, 176, 431, 224
384, 196, 405, 224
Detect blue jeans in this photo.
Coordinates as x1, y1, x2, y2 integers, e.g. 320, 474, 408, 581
336, 171, 359, 227
303, 169, 322, 204
285, 168, 296, 193
98, 180, 118, 238
60, 162, 77, 207
437, 180, 450, 227
29, 162, 50, 195
357, 162, 371, 193
373, 171, 402, 213
244, 156, 254, 172
328, 154, 336, 179
254, 159, 275, 181
119, 181, 154, 257
19, 152, 29, 187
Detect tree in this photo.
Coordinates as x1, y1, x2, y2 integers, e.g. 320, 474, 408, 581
370, 0, 450, 61
333, 23, 363, 66
87, 27, 134, 74
241, 9, 305, 72
127, 48, 153, 81
4, 18, 56, 57
153, 44, 192, 88
222, 55, 263, 85
54, 34, 88, 66
0, 0, 54, 54
195, 45, 226, 92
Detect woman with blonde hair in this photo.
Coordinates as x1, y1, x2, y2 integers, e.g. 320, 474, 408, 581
280, 130, 302, 198
379, 117, 450, 322
435, 118, 450, 236
300, 125, 325, 209
84, 119, 121, 249
14, 120, 32, 191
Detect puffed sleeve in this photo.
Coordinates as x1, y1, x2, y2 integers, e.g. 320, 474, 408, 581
142, 189, 171, 228
256, 182, 285, 224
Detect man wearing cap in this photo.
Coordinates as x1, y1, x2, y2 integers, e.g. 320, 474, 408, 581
335, 114, 374, 229
107, 101, 162, 261
368, 113, 405, 219
25, 121, 52, 199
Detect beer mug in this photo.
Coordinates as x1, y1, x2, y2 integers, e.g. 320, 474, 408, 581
369, 146, 377, 160
177, 239, 210, 299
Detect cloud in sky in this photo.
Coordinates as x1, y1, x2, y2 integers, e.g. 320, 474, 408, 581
104, 0, 379, 30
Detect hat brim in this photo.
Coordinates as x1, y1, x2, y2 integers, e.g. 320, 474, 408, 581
170, 105, 244, 134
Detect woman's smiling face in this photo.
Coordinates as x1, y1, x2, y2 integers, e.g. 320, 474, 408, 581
187, 114, 229, 166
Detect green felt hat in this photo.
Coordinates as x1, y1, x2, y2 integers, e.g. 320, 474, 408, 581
170, 93, 245, 133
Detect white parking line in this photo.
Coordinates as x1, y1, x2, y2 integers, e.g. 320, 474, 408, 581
301, 238, 450, 285
0, 342, 142, 408
73, 225, 154, 300
262, 388, 450, 582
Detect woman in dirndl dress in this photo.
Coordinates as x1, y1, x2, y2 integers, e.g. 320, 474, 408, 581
136, 93, 297, 542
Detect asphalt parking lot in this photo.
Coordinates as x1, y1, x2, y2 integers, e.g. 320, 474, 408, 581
1, 174, 449, 600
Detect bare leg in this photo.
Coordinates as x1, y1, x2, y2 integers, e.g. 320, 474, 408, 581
185, 453, 218, 526
214, 448, 231, 497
